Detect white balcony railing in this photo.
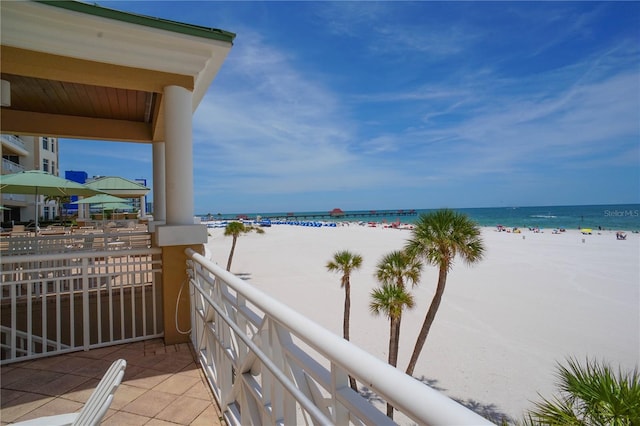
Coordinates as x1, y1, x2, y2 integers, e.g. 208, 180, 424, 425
1, 231, 152, 256
0, 134, 27, 153
2, 158, 25, 174
0, 247, 163, 365
186, 249, 490, 426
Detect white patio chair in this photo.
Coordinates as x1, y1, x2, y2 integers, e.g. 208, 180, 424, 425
13, 359, 127, 426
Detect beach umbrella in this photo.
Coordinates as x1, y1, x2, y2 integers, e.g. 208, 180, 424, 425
0, 171, 99, 196
94, 202, 134, 211
71, 193, 129, 205
0, 170, 101, 230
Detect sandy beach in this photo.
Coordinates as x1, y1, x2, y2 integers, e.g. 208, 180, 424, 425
205, 223, 639, 422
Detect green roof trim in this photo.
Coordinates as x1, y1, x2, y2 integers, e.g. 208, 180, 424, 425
86, 176, 149, 192
36, 0, 235, 44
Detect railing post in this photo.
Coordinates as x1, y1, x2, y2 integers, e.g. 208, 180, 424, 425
10, 285, 17, 360
82, 257, 90, 350
331, 362, 350, 424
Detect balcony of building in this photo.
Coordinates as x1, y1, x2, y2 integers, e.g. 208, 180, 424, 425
1, 158, 25, 176
0, 134, 29, 157
0, 230, 490, 425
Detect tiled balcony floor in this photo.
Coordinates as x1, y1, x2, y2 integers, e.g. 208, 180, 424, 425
0, 339, 223, 425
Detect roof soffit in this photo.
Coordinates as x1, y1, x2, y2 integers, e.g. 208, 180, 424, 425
0, 1, 234, 141
1, 2, 232, 81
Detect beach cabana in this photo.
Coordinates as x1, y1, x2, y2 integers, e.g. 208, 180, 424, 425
72, 193, 133, 224
83, 176, 149, 217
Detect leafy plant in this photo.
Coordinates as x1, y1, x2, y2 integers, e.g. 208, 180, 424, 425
524, 357, 640, 425
44, 194, 71, 224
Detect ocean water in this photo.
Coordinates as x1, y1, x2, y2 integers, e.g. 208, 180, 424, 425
200, 204, 640, 231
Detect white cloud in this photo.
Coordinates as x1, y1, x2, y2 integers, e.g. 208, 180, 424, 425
189, 23, 639, 207
192, 30, 412, 197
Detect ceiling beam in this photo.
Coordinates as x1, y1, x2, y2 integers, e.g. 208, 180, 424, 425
1, 46, 194, 93
1, 109, 155, 143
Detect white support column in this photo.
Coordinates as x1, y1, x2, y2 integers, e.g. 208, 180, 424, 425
156, 85, 206, 345
155, 85, 206, 247
164, 85, 194, 226
152, 142, 166, 222
139, 195, 146, 217
77, 198, 85, 219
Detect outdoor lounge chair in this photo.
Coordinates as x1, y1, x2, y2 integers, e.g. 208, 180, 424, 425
13, 359, 127, 426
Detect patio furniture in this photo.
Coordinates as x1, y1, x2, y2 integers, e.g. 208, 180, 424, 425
12, 359, 127, 426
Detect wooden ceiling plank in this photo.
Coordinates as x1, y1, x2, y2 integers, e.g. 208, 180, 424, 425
127, 92, 147, 121
106, 86, 120, 119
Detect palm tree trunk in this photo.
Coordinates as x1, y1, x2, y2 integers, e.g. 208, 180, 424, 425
226, 236, 238, 271
389, 314, 400, 367
343, 279, 350, 341
386, 314, 401, 419
344, 279, 358, 391
405, 266, 448, 377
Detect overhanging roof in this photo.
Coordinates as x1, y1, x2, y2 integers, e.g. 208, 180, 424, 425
86, 176, 150, 197
0, 0, 235, 143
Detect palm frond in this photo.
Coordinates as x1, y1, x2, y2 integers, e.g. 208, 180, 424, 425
326, 250, 363, 287
369, 283, 414, 319
524, 358, 640, 425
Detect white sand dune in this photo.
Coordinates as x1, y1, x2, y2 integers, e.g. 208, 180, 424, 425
205, 224, 639, 422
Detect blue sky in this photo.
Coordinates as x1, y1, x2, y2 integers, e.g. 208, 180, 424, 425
59, 1, 640, 214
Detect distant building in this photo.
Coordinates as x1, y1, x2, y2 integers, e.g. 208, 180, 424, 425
1, 134, 60, 224
64, 170, 89, 214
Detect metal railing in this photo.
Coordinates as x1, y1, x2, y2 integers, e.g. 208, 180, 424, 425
0, 134, 27, 152
0, 247, 163, 364
1, 158, 25, 174
186, 249, 490, 426
1, 231, 152, 256
0, 325, 68, 357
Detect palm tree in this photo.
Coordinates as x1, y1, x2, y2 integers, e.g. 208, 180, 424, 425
44, 194, 71, 225
375, 250, 422, 292
224, 221, 264, 271
404, 209, 485, 377
326, 250, 363, 391
524, 357, 640, 425
370, 282, 415, 419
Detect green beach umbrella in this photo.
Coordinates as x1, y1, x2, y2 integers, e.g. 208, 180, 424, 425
71, 193, 128, 205
0, 170, 99, 197
0, 170, 101, 230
